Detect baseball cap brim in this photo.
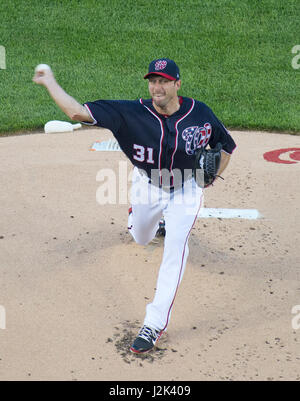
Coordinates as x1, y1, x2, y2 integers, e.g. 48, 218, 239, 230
143, 72, 177, 81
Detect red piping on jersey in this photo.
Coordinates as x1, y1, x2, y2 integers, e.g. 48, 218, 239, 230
139, 98, 164, 185
161, 192, 203, 333
170, 99, 195, 179
83, 104, 97, 125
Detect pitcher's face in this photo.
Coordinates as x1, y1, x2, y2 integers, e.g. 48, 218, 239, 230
148, 76, 181, 109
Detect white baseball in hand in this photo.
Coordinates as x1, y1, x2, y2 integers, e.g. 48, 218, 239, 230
35, 64, 51, 73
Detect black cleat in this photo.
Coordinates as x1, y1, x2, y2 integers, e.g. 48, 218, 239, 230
130, 325, 162, 354
156, 219, 166, 237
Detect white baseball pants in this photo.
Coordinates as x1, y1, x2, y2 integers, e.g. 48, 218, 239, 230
128, 167, 203, 332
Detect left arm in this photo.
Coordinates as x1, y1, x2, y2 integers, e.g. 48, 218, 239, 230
218, 150, 231, 176
205, 107, 236, 185
209, 149, 231, 186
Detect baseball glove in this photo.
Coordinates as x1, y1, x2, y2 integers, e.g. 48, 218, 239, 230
193, 142, 223, 188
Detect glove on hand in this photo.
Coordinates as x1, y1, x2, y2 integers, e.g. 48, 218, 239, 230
193, 143, 223, 188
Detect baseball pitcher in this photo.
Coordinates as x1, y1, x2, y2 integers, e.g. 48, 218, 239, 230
33, 58, 236, 354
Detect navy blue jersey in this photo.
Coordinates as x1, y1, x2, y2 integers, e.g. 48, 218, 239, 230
84, 96, 236, 186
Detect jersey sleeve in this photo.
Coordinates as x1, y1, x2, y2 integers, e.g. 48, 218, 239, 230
207, 109, 236, 154
82, 100, 125, 134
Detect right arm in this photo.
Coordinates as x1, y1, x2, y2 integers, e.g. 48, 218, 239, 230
32, 66, 93, 123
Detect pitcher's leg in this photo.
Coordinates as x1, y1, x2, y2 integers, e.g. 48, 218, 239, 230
128, 168, 164, 245
128, 203, 163, 245
144, 184, 203, 331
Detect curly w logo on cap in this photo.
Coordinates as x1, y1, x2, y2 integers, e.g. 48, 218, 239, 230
144, 58, 180, 81
155, 60, 167, 70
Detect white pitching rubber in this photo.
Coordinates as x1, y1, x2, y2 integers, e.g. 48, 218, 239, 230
198, 208, 262, 220
44, 120, 82, 134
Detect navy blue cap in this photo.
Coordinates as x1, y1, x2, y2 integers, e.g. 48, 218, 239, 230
144, 58, 180, 81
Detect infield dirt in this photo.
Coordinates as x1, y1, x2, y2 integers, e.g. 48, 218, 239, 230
0, 127, 299, 380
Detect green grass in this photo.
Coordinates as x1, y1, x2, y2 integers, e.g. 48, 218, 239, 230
0, 0, 299, 134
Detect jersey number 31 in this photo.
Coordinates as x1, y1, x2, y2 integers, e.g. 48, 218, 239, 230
133, 144, 154, 164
